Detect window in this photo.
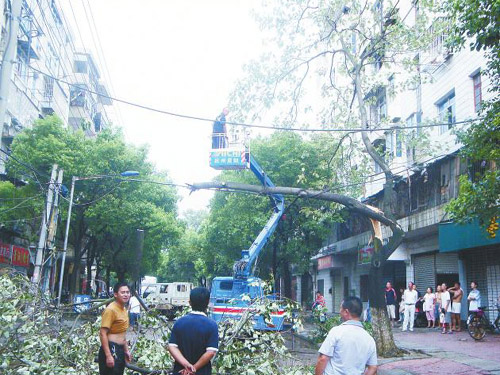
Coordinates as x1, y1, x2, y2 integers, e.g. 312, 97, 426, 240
387, 130, 403, 158
386, 131, 394, 157
377, 94, 387, 123
473, 73, 482, 112
74, 61, 87, 73
406, 114, 417, 163
395, 130, 403, 157
370, 88, 387, 126
427, 17, 450, 58
70, 87, 85, 107
437, 92, 455, 134
360, 275, 369, 302
177, 284, 187, 292
219, 281, 233, 291
43, 76, 54, 100
50, 0, 63, 24
160, 285, 168, 294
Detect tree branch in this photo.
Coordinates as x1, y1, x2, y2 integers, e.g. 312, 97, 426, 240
190, 181, 404, 242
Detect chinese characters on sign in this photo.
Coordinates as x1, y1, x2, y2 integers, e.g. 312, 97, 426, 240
318, 255, 333, 270
210, 150, 248, 169
0, 242, 12, 264
12, 246, 30, 267
0, 242, 29, 267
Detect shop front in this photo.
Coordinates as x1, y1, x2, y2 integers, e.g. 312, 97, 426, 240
439, 219, 500, 321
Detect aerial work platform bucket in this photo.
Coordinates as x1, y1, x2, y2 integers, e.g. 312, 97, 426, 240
210, 132, 250, 170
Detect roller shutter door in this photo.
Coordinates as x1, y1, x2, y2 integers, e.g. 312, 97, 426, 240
436, 252, 459, 274
464, 246, 500, 322
413, 254, 436, 292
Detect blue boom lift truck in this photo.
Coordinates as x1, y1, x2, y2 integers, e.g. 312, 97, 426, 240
208, 132, 285, 330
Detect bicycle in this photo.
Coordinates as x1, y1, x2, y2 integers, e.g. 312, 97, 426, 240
466, 305, 500, 340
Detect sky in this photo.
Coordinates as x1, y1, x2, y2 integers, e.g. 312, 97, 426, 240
60, 0, 265, 216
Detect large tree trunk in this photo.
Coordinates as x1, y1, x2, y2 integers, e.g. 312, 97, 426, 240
282, 260, 292, 299
351, 55, 403, 356
105, 266, 111, 294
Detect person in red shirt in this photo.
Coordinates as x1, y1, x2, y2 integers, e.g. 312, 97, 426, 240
313, 291, 326, 310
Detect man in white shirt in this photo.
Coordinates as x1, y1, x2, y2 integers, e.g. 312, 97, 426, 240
315, 296, 377, 375
467, 281, 481, 312
128, 295, 141, 327
402, 281, 418, 332
440, 283, 452, 334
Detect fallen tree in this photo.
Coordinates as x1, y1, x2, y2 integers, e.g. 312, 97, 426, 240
191, 181, 405, 356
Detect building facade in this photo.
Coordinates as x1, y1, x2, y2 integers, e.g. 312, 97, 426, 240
302, 6, 499, 319
0, 0, 113, 285
0, 0, 112, 174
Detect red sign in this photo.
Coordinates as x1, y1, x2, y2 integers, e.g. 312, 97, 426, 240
0, 242, 11, 264
318, 255, 333, 270
358, 246, 374, 264
12, 246, 30, 267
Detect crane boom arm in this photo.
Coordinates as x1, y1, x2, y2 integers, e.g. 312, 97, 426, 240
233, 156, 284, 278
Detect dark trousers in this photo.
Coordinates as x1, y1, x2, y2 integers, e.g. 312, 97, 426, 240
129, 312, 139, 326
98, 342, 125, 375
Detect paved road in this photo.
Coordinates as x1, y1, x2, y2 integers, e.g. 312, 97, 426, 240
289, 323, 500, 374
379, 327, 500, 375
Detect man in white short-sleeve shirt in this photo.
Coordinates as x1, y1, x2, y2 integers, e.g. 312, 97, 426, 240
440, 283, 452, 334
315, 296, 377, 375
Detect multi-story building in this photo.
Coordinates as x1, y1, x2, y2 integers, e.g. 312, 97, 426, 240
69, 51, 112, 136
0, 0, 112, 174
0, 0, 113, 279
302, 7, 499, 322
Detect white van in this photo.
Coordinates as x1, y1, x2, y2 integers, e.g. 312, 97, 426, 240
143, 282, 193, 319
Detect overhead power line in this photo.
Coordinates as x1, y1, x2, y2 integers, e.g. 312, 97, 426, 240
27, 65, 482, 133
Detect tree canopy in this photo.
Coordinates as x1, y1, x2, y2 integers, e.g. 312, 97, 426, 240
1, 115, 182, 291
445, 0, 500, 235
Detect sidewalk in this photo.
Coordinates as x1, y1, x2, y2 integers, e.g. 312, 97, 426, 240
379, 327, 500, 375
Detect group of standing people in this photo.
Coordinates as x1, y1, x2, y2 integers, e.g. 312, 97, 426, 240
385, 280, 482, 334
98, 282, 218, 375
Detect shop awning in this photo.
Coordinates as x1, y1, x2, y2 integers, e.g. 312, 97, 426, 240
439, 220, 500, 252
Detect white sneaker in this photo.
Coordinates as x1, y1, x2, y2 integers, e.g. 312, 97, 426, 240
410, 329, 414, 332
402, 329, 407, 331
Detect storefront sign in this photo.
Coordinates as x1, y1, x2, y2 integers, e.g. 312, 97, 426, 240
0, 242, 12, 264
0, 243, 29, 267
317, 255, 333, 270
12, 246, 30, 267
358, 246, 374, 264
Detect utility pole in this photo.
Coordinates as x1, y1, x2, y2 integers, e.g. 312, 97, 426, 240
57, 176, 76, 306
32, 164, 58, 285
0, 0, 22, 170
134, 229, 144, 292
48, 168, 64, 294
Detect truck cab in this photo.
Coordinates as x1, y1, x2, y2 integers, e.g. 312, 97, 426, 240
209, 276, 285, 330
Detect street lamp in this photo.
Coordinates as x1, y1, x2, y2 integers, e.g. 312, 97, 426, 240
56, 171, 139, 307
